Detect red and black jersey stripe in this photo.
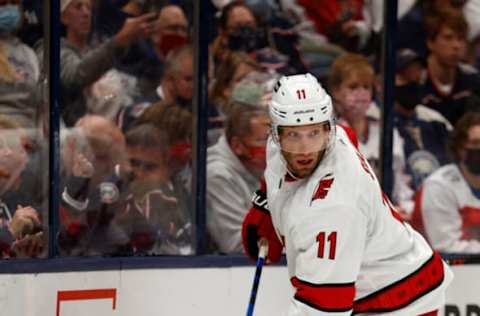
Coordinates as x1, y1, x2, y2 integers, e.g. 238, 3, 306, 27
291, 277, 355, 312
353, 252, 445, 314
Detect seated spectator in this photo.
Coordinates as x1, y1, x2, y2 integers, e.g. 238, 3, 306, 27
59, 115, 132, 256
421, 8, 480, 125
329, 53, 414, 213
118, 124, 193, 255
209, 70, 278, 146
151, 4, 189, 62
207, 103, 270, 253
0, 0, 40, 128
36, 0, 158, 126
136, 103, 193, 195
212, 0, 306, 75
394, 48, 453, 193
412, 111, 480, 253
117, 45, 194, 131
117, 3, 190, 96
396, 0, 466, 57
0, 115, 43, 258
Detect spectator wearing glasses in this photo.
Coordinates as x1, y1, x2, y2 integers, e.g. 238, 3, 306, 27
136, 102, 193, 196
413, 111, 480, 254
207, 101, 270, 253
118, 123, 193, 255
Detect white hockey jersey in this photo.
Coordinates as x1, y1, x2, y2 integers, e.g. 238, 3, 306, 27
415, 163, 480, 253
263, 127, 453, 315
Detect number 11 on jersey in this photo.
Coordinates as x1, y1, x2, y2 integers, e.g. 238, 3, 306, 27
317, 231, 337, 260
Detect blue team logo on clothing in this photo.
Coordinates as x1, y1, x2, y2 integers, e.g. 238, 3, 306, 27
99, 182, 120, 204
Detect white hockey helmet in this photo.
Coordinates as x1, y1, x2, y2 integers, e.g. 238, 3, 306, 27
270, 73, 336, 154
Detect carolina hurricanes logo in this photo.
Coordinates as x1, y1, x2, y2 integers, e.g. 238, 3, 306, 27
311, 174, 334, 203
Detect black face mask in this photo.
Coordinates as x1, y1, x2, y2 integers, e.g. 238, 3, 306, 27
464, 148, 480, 175
395, 82, 423, 110
227, 26, 266, 53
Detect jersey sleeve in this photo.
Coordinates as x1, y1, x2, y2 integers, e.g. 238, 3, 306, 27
287, 203, 368, 315
421, 180, 480, 253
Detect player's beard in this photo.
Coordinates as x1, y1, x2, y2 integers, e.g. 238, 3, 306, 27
282, 150, 324, 178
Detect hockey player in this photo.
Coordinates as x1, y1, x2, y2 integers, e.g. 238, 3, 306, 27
242, 73, 453, 315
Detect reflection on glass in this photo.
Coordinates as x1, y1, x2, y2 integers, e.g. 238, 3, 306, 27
0, 0, 48, 259
55, 0, 196, 257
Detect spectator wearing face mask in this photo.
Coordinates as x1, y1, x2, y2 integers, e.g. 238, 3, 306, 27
394, 48, 453, 193
116, 3, 191, 97
0, 0, 40, 128
412, 111, 480, 254
329, 53, 414, 215
212, 0, 306, 75
211, 51, 264, 116
206, 102, 270, 254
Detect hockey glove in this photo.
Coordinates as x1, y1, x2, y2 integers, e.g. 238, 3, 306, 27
242, 189, 283, 263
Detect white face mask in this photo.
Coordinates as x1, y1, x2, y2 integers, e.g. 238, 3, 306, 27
0, 134, 28, 195
337, 88, 372, 122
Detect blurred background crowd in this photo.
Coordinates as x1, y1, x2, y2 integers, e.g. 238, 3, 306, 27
0, 0, 479, 259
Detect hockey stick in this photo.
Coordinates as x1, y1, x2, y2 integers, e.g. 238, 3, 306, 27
246, 239, 269, 316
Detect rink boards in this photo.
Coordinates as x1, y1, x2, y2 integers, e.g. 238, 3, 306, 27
0, 264, 478, 316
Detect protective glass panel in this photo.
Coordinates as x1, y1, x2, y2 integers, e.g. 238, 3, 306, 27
0, 0, 48, 259
56, 0, 195, 256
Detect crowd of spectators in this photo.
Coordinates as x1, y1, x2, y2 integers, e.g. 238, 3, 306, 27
1, 0, 480, 259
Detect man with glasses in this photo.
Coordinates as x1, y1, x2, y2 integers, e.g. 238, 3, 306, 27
122, 123, 193, 255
